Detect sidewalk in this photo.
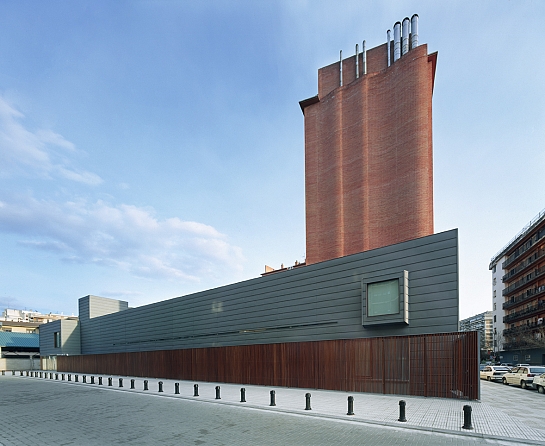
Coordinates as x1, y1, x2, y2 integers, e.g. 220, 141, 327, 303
12, 371, 545, 445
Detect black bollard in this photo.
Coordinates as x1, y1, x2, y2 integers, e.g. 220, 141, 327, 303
462, 405, 473, 430
305, 393, 312, 410
1, 370, 4, 376
40, 372, 43, 378
215, 385, 221, 400
49, 372, 53, 379
55, 373, 58, 380
83, 375, 86, 383
75, 375, 78, 382
240, 388, 246, 403
108, 377, 112, 386
194, 384, 199, 396
175, 382, 180, 394
398, 400, 407, 422
12, 370, 15, 375
68, 374, 71, 381
20, 371, 23, 376
62, 374, 65, 381
98, 376, 102, 385
270, 390, 276, 406
130, 379, 135, 389
119, 378, 123, 388
26, 371, 29, 376
347, 396, 354, 415
144, 380, 149, 391
158, 381, 163, 392
90, 376, 94, 384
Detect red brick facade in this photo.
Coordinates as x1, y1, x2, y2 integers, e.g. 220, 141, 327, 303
302, 43, 437, 265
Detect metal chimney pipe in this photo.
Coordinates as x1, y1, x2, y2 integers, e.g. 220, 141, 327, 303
339, 50, 343, 86
362, 40, 366, 74
411, 14, 419, 49
355, 44, 359, 78
387, 30, 391, 67
402, 17, 410, 55
393, 22, 401, 62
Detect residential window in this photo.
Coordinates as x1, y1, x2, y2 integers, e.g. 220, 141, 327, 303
494, 303, 496, 310
493, 315, 496, 322
493, 265, 496, 273
525, 354, 531, 362
494, 290, 496, 298
513, 354, 519, 361
493, 278, 496, 286
54, 332, 61, 348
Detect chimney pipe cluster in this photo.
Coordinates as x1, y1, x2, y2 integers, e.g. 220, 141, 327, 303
388, 14, 418, 66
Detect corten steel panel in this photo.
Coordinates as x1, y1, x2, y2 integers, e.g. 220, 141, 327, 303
58, 331, 479, 400
305, 44, 435, 266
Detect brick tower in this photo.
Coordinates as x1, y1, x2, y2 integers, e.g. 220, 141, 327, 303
300, 15, 437, 265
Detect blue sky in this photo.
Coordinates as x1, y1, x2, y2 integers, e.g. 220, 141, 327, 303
0, 1, 543, 319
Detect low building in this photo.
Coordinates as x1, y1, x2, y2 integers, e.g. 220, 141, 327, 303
0, 332, 40, 370
490, 206, 545, 365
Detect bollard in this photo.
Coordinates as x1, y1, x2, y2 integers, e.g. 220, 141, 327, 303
215, 385, 221, 400
20, 371, 23, 376
90, 376, 94, 384
31, 372, 34, 377
108, 377, 112, 387
12, 370, 15, 375
398, 400, 407, 422
270, 390, 276, 406
62, 374, 65, 381
55, 373, 58, 380
347, 396, 354, 415
194, 384, 199, 397
119, 378, 123, 388
83, 375, 86, 383
26, 371, 29, 376
98, 376, 102, 385
175, 382, 180, 394
158, 381, 163, 392
305, 393, 312, 410
40, 372, 43, 378
462, 405, 473, 430
240, 388, 246, 403
1, 370, 4, 376
130, 379, 135, 389
75, 375, 78, 382
68, 374, 71, 381
49, 372, 53, 379
144, 380, 149, 391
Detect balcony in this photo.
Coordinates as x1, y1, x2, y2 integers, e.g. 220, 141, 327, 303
503, 300, 545, 324
502, 265, 545, 296
503, 321, 544, 337
502, 247, 545, 283
503, 285, 545, 310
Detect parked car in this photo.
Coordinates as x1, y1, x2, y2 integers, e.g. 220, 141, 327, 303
502, 366, 545, 389
480, 365, 511, 382
532, 373, 545, 393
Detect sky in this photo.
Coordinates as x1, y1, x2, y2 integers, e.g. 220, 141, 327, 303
0, 1, 543, 319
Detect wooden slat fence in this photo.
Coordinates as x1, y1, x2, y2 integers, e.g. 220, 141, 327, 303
55, 331, 479, 399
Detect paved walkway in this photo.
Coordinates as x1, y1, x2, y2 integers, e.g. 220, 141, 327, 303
4, 371, 545, 445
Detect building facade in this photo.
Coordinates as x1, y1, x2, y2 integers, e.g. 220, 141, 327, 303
490, 207, 545, 365
301, 15, 436, 266
39, 16, 478, 399
459, 311, 493, 353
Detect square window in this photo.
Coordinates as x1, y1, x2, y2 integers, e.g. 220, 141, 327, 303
362, 270, 408, 326
367, 279, 399, 316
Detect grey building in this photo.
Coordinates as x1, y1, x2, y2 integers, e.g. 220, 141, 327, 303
459, 311, 493, 352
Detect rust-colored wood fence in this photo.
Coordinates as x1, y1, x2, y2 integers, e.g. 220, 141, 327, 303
56, 331, 479, 399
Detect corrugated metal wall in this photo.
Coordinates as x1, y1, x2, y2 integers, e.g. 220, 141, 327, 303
78, 230, 459, 355
58, 331, 479, 400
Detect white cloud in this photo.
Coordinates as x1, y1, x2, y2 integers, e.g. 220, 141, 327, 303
0, 194, 245, 282
0, 95, 102, 185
